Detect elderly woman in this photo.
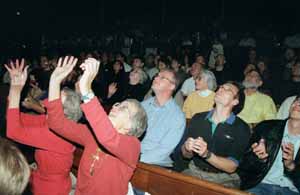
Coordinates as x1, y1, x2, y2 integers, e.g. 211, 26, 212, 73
47, 57, 147, 195
6, 59, 81, 195
182, 70, 217, 119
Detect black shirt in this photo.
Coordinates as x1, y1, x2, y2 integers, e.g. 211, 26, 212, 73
173, 111, 251, 172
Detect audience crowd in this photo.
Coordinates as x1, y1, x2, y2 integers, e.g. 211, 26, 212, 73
1, 28, 300, 195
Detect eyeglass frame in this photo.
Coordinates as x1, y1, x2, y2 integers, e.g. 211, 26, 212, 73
155, 73, 176, 85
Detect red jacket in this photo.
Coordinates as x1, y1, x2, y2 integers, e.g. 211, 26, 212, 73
6, 109, 74, 195
47, 98, 140, 195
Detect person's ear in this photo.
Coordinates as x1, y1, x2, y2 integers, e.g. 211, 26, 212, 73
169, 83, 176, 91
232, 99, 239, 107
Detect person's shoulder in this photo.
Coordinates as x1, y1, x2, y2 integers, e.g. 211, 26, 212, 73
141, 97, 154, 107
182, 77, 193, 84
169, 99, 185, 119
256, 91, 273, 100
191, 111, 210, 120
255, 119, 285, 129
234, 116, 251, 129
187, 91, 199, 98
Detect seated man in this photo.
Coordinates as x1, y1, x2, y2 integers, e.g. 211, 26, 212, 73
0, 137, 30, 195
140, 68, 186, 167
173, 81, 251, 188
238, 69, 277, 126
238, 95, 300, 195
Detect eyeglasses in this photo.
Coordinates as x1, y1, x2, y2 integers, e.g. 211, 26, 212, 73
219, 84, 238, 97
112, 102, 132, 119
195, 75, 202, 81
155, 74, 175, 84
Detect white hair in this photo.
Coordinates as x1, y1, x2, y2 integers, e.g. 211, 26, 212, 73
201, 70, 217, 91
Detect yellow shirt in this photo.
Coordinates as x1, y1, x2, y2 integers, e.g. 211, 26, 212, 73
238, 91, 277, 124
182, 91, 215, 119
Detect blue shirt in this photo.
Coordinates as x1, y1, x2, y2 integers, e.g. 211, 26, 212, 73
140, 97, 186, 167
262, 121, 300, 193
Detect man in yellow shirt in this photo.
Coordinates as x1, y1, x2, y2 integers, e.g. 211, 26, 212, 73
238, 69, 277, 125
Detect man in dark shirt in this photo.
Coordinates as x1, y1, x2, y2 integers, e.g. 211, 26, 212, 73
173, 81, 251, 188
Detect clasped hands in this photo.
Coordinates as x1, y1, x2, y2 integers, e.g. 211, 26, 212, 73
184, 137, 209, 158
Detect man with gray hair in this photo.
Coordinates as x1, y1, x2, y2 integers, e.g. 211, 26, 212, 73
238, 69, 277, 127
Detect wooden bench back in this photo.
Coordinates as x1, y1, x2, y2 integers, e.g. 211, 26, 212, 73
73, 148, 251, 195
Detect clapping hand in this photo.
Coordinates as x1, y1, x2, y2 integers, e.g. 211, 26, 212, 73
184, 137, 209, 158
79, 58, 100, 96
107, 83, 118, 98
252, 139, 268, 161
282, 142, 295, 171
50, 56, 78, 84
192, 137, 209, 158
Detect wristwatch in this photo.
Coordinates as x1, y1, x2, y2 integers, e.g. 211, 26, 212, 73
203, 150, 212, 160
81, 92, 95, 103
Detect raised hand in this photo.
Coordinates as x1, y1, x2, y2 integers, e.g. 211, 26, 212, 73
50, 56, 78, 84
79, 58, 100, 95
282, 142, 295, 170
48, 56, 78, 101
252, 139, 268, 161
107, 83, 118, 98
5, 59, 28, 91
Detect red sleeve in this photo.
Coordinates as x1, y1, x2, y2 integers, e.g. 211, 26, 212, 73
46, 99, 93, 146
6, 108, 73, 154
19, 112, 46, 126
81, 97, 140, 168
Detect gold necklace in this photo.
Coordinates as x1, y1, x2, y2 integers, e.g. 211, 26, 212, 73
89, 148, 102, 176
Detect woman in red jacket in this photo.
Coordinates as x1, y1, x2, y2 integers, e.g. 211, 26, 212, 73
5, 59, 81, 195
47, 56, 147, 195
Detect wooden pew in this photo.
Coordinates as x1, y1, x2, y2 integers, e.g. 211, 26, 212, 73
131, 163, 251, 195
72, 148, 251, 195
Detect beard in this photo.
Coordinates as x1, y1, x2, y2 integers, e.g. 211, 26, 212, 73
242, 80, 259, 89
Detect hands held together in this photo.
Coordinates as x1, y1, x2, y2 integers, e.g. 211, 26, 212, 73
184, 137, 210, 158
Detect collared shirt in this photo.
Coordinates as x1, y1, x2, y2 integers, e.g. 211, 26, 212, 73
177, 110, 251, 172
238, 91, 277, 124
262, 121, 300, 193
140, 97, 186, 167
205, 110, 236, 135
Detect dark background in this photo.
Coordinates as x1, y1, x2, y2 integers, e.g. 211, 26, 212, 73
1, 0, 300, 35
0, 0, 300, 59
